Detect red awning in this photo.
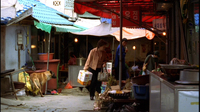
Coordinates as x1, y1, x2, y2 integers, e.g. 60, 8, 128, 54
74, 1, 165, 27
74, 2, 111, 19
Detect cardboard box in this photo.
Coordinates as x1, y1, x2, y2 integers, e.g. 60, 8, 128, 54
111, 85, 120, 90
77, 70, 93, 86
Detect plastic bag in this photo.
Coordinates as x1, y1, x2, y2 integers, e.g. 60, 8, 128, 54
131, 65, 139, 71
169, 58, 181, 65
18, 70, 39, 95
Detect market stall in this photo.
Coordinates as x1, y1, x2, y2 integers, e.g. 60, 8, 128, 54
150, 64, 199, 112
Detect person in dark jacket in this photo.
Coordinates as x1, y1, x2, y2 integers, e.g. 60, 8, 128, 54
114, 38, 128, 80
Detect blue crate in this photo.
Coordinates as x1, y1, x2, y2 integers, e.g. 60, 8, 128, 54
133, 84, 149, 100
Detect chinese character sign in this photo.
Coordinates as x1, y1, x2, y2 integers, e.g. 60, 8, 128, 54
111, 8, 140, 27
153, 19, 166, 31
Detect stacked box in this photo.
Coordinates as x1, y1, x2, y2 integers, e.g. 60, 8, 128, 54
77, 70, 93, 86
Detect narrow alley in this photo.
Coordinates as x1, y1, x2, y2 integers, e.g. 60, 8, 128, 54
1, 87, 99, 112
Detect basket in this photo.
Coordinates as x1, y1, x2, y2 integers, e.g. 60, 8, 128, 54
14, 81, 25, 89
108, 92, 130, 99
131, 75, 149, 85
38, 53, 54, 60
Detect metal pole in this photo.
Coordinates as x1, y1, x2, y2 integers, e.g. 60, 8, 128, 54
59, 33, 61, 60
134, 49, 135, 77
86, 35, 88, 57
47, 33, 51, 71
46, 33, 51, 95
111, 37, 115, 66
119, 0, 123, 90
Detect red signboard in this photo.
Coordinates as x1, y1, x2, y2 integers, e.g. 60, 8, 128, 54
111, 7, 140, 27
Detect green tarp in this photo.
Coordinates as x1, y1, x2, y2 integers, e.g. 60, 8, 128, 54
34, 20, 88, 33
53, 24, 88, 33
34, 21, 52, 33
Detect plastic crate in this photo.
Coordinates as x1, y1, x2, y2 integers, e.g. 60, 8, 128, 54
101, 86, 106, 93
133, 84, 149, 100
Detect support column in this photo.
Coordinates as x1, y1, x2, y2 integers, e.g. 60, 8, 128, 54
1, 26, 6, 72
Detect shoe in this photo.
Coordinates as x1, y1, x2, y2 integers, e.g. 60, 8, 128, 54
90, 96, 94, 100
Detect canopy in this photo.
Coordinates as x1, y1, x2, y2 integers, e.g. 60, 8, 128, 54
71, 22, 155, 40
1, 0, 24, 18
34, 20, 88, 33
113, 28, 155, 41
53, 24, 88, 33
34, 21, 52, 33
71, 22, 119, 36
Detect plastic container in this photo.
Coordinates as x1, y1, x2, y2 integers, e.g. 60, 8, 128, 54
16, 89, 26, 96
133, 84, 149, 100
38, 53, 54, 60
106, 62, 112, 74
101, 86, 106, 93
131, 75, 149, 85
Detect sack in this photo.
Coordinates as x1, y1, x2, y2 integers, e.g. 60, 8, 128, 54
97, 67, 109, 81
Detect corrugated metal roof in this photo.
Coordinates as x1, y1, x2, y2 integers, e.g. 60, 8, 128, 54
18, 0, 73, 25
1, 0, 73, 25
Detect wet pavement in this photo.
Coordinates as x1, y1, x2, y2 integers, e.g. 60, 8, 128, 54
1, 87, 100, 112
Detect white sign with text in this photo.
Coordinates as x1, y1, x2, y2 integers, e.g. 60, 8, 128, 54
153, 19, 166, 31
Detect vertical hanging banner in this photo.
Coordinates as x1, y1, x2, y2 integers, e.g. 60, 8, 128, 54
153, 19, 166, 31
65, 0, 74, 10
111, 7, 140, 27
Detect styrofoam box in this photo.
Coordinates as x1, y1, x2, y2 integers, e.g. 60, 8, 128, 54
77, 70, 93, 86
178, 91, 199, 112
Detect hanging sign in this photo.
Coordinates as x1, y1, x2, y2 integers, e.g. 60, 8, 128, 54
152, 19, 166, 31
111, 7, 140, 27
65, 0, 74, 10
40, 0, 65, 13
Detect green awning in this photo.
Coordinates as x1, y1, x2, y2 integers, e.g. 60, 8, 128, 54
53, 24, 88, 33
78, 12, 100, 19
34, 21, 52, 33
34, 20, 88, 33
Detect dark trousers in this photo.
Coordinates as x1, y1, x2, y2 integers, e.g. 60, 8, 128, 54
88, 67, 101, 97
115, 67, 126, 80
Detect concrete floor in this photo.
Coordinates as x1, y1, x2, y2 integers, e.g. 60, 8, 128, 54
1, 87, 100, 112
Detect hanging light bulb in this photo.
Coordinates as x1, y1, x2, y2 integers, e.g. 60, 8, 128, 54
74, 38, 78, 43
163, 32, 166, 36
31, 45, 36, 49
133, 46, 136, 50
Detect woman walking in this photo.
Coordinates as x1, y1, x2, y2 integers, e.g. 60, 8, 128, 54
84, 39, 108, 100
